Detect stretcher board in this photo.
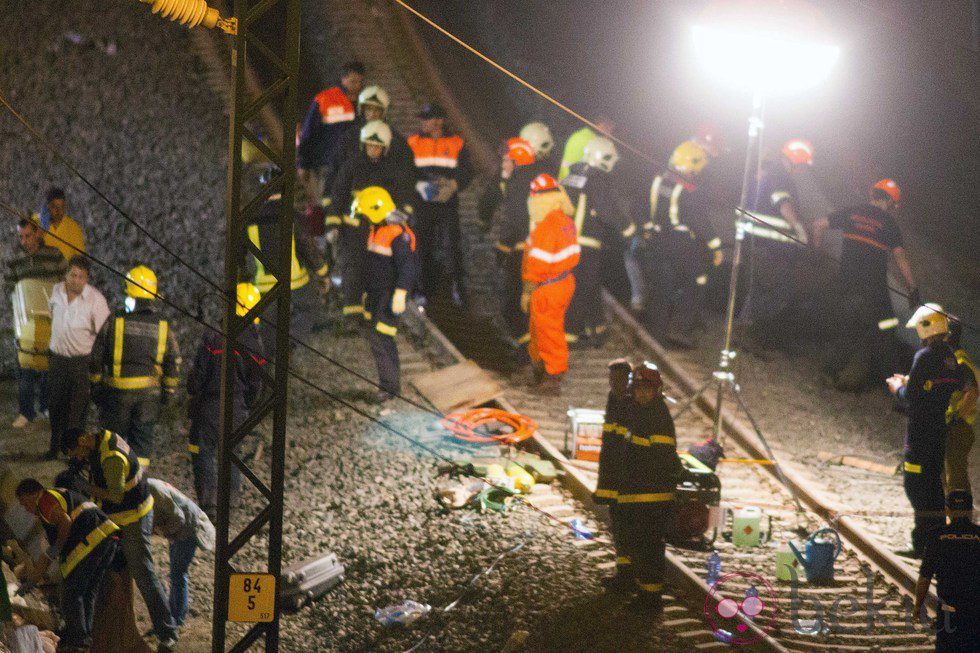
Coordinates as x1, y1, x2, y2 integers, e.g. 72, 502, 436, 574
409, 360, 502, 414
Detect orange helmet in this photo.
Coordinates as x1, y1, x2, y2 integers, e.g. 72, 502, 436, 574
506, 137, 536, 166
871, 178, 901, 204
782, 139, 814, 166
530, 173, 559, 195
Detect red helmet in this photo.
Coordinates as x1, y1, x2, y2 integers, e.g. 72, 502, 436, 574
530, 173, 559, 195
782, 139, 814, 166
506, 137, 536, 166
632, 362, 663, 392
871, 178, 901, 204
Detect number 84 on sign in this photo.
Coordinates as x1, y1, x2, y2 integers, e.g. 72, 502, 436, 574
228, 573, 276, 622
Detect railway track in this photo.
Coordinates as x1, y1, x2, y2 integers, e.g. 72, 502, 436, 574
186, 0, 945, 649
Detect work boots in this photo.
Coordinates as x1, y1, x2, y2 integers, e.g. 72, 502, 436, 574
513, 363, 545, 387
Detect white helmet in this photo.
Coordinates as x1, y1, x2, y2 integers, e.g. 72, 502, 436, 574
906, 303, 949, 340
584, 136, 619, 173
519, 121, 554, 157
360, 120, 392, 153
357, 85, 390, 115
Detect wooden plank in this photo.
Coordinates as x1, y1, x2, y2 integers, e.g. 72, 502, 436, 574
408, 360, 502, 413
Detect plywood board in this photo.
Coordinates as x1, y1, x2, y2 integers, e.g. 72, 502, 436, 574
409, 360, 502, 413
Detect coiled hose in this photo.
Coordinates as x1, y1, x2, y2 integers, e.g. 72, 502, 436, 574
138, 0, 237, 33
440, 408, 537, 444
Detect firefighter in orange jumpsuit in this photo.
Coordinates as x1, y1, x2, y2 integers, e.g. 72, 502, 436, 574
520, 174, 581, 395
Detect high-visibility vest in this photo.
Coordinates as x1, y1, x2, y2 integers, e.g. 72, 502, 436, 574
247, 224, 310, 292
407, 134, 465, 170
38, 488, 119, 578
948, 349, 979, 425
313, 87, 355, 125
89, 430, 153, 526
522, 209, 580, 284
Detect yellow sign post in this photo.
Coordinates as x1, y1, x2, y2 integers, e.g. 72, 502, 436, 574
228, 573, 276, 623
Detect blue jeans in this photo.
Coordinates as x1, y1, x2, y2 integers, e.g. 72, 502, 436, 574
119, 511, 178, 641
17, 366, 47, 420
168, 534, 198, 626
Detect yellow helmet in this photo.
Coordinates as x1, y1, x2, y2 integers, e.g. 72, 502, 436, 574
351, 186, 396, 224
125, 265, 158, 299
236, 282, 262, 321
906, 303, 949, 340
669, 140, 710, 176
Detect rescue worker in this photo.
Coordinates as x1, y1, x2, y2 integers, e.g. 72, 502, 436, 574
329, 120, 416, 328
248, 166, 330, 355
186, 283, 265, 521
812, 178, 917, 390
477, 137, 539, 343
944, 320, 977, 494
630, 139, 723, 347
520, 174, 580, 395
914, 490, 978, 653
33, 186, 86, 261
407, 103, 473, 301
595, 358, 634, 590
557, 116, 614, 180
89, 265, 180, 467
560, 137, 635, 346
353, 187, 419, 401
616, 362, 682, 613
15, 479, 120, 653
296, 60, 365, 208
887, 304, 964, 558
742, 139, 813, 348
62, 427, 179, 650
519, 121, 556, 169
329, 85, 412, 174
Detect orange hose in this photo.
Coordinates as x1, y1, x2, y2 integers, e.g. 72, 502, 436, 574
440, 408, 537, 444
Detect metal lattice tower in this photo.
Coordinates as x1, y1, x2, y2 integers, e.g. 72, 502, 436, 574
212, 0, 300, 650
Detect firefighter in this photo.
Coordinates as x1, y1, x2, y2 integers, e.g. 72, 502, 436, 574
329, 85, 413, 175
477, 137, 539, 343
558, 116, 614, 180
812, 178, 917, 390
944, 320, 977, 495
560, 136, 635, 346
887, 304, 964, 558
186, 283, 265, 521
742, 139, 813, 348
616, 362, 682, 613
329, 120, 416, 329
631, 139, 723, 348
914, 490, 979, 653
595, 358, 634, 590
520, 174, 580, 395
407, 103, 473, 302
297, 60, 365, 208
62, 427, 179, 650
16, 480, 121, 653
353, 187, 419, 402
248, 166, 330, 355
520, 121, 556, 170
89, 265, 180, 467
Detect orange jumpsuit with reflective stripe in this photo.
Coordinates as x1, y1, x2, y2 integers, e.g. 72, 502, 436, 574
522, 209, 580, 375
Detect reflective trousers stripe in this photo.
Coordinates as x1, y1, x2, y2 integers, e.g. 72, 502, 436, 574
188, 444, 200, 454
904, 461, 922, 474
594, 488, 617, 499
628, 435, 676, 447
342, 305, 365, 315
637, 582, 663, 593
617, 492, 675, 504
376, 322, 397, 337
616, 556, 631, 565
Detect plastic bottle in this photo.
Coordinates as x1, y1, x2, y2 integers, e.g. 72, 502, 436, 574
706, 550, 721, 586
374, 600, 432, 626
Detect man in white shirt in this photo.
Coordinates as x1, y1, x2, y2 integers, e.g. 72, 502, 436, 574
47, 256, 109, 459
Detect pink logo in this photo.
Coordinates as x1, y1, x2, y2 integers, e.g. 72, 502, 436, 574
704, 571, 780, 646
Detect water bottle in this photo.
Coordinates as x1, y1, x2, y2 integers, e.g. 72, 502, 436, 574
374, 600, 432, 626
706, 550, 721, 586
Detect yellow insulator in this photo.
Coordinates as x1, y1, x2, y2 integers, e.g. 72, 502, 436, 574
138, 0, 237, 34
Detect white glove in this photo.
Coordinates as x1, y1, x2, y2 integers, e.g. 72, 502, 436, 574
391, 288, 407, 315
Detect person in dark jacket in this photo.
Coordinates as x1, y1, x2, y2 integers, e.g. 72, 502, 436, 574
328, 120, 416, 328
328, 85, 413, 176
89, 265, 180, 467
16, 479, 119, 652
914, 490, 979, 653
594, 358, 634, 590
615, 362, 682, 614
186, 283, 265, 521
888, 304, 963, 558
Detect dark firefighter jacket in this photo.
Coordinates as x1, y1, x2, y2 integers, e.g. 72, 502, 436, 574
560, 161, 635, 250
248, 195, 328, 292
90, 302, 181, 392
366, 221, 419, 296
297, 86, 356, 170
87, 429, 153, 526
897, 341, 963, 466
37, 487, 119, 578
646, 172, 722, 254
478, 158, 554, 251
329, 118, 414, 177
328, 152, 417, 229
594, 391, 632, 503
616, 396, 682, 505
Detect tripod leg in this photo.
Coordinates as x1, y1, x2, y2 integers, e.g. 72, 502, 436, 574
731, 384, 806, 514
674, 376, 716, 420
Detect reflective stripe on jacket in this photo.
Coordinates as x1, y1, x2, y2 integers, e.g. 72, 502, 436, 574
90, 308, 180, 390
522, 209, 580, 285
89, 430, 154, 525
